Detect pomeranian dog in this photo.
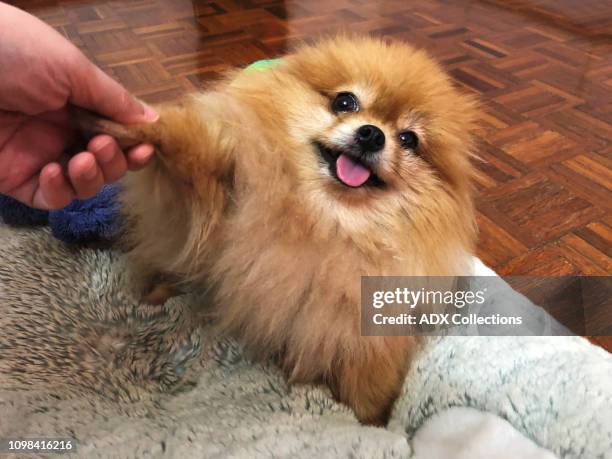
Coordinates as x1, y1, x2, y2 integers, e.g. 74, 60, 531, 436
79, 35, 479, 425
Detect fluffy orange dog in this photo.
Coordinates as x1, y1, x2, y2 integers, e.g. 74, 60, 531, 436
81, 35, 479, 425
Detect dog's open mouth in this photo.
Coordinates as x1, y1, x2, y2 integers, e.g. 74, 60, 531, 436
315, 142, 384, 188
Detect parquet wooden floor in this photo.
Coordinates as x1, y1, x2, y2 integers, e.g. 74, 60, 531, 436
9, 2, 611, 274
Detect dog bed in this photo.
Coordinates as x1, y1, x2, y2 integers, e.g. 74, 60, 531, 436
0, 224, 610, 458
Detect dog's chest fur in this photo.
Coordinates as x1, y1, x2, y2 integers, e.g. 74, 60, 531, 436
206, 190, 469, 379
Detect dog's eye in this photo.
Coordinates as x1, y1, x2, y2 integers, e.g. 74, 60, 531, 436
332, 92, 359, 113
399, 131, 419, 150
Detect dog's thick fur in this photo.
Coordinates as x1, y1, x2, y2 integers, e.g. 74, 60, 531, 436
80, 36, 479, 424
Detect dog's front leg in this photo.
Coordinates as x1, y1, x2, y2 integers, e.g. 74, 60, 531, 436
330, 336, 419, 425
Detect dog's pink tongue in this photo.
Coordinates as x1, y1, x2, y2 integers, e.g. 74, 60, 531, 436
336, 154, 370, 187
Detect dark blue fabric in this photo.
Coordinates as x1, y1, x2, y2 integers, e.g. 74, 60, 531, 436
49, 185, 122, 243
0, 194, 49, 225
0, 184, 121, 243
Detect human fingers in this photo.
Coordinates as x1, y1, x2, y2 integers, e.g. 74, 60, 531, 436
126, 143, 155, 171
68, 60, 158, 124
87, 135, 128, 183
31, 163, 75, 209
67, 151, 104, 199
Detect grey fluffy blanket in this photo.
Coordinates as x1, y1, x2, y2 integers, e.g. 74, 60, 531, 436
0, 225, 611, 458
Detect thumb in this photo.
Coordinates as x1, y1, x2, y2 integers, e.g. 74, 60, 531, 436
68, 56, 158, 124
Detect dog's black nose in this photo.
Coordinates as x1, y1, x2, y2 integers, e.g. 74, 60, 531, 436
356, 125, 385, 153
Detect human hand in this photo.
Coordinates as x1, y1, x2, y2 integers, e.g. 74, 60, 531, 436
0, 3, 158, 209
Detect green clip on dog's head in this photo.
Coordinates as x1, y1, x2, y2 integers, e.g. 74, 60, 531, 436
245, 58, 283, 72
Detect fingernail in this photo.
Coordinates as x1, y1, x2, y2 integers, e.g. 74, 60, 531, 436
91, 137, 113, 155
98, 149, 114, 164
141, 103, 159, 122
136, 145, 155, 164
141, 144, 154, 158
96, 143, 115, 163
84, 159, 98, 180
48, 167, 61, 180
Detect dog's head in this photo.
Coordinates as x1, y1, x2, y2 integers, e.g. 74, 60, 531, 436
232, 36, 479, 241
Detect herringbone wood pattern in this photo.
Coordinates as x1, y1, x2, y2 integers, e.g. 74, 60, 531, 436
10, 0, 612, 276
